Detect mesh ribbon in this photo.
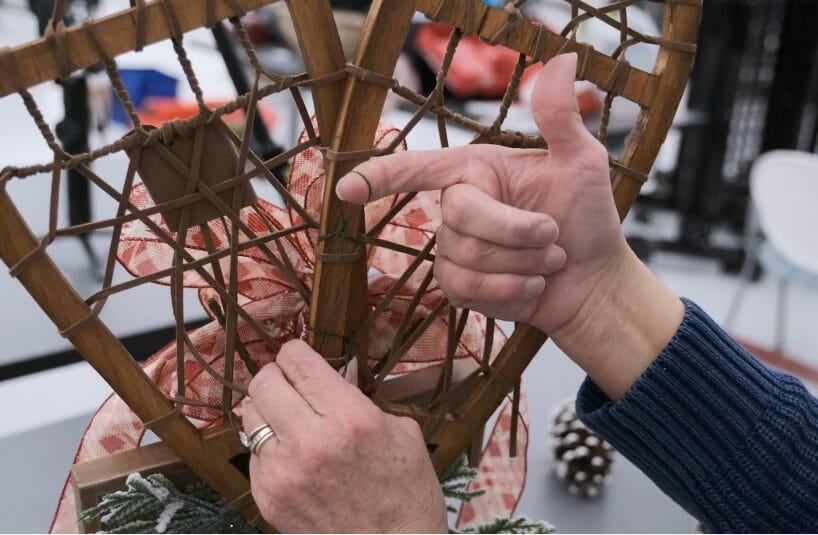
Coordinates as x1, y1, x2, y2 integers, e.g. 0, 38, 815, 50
50, 121, 527, 532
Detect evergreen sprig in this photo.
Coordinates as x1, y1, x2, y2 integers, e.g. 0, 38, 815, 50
83, 455, 555, 534
79, 473, 255, 533
440, 454, 486, 512
456, 516, 556, 534
440, 455, 556, 533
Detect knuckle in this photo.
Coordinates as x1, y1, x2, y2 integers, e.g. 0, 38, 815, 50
435, 226, 454, 255
248, 379, 262, 400
434, 260, 464, 301
396, 415, 423, 441
276, 341, 317, 380
533, 101, 575, 124
433, 259, 450, 287
442, 189, 472, 231
436, 262, 486, 309
341, 412, 378, 442
277, 339, 309, 363
499, 204, 516, 237
248, 364, 276, 398
459, 236, 487, 266
508, 210, 544, 243
287, 358, 314, 385
451, 147, 473, 176
466, 270, 487, 296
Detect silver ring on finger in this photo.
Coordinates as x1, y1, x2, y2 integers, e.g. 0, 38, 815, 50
240, 424, 268, 448
249, 426, 276, 455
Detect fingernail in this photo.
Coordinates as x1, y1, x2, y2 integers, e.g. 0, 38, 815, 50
544, 246, 566, 272
524, 276, 546, 297
334, 178, 348, 201
535, 220, 558, 246
335, 172, 370, 204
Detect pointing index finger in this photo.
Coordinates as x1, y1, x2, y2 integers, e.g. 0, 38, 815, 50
335, 146, 490, 204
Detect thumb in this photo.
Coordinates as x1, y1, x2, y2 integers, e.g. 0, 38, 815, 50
531, 53, 595, 157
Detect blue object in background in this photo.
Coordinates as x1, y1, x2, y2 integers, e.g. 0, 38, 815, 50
110, 69, 178, 125
481, 0, 505, 6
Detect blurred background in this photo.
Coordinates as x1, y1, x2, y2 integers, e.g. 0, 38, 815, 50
1, 0, 817, 531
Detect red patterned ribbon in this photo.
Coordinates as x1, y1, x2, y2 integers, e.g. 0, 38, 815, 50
50, 121, 528, 532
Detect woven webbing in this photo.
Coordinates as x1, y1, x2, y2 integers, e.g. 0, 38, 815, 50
0, 0, 685, 468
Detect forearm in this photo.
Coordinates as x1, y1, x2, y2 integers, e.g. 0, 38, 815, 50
575, 299, 818, 532
548, 246, 684, 399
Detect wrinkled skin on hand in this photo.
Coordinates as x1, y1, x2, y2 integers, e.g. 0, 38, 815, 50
244, 53, 633, 533
243, 340, 448, 533
337, 53, 627, 338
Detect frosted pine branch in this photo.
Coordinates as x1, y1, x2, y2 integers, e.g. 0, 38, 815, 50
455, 516, 556, 534
440, 454, 486, 512
79, 473, 255, 533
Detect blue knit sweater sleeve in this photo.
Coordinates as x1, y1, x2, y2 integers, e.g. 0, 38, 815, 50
575, 298, 818, 533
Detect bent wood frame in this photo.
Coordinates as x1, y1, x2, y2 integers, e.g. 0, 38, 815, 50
310, 0, 701, 472
0, 0, 344, 524
0, 0, 700, 523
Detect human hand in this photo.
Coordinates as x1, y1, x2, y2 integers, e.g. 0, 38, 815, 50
243, 340, 448, 533
337, 53, 684, 399
336, 53, 627, 341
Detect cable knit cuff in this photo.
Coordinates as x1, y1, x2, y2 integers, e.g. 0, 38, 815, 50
575, 298, 818, 532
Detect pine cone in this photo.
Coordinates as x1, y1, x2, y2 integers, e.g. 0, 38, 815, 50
549, 399, 615, 498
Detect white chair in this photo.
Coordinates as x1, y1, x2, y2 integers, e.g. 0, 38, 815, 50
725, 150, 818, 353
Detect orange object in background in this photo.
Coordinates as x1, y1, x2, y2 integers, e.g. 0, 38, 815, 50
136, 97, 278, 133
414, 23, 602, 117
415, 23, 520, 99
